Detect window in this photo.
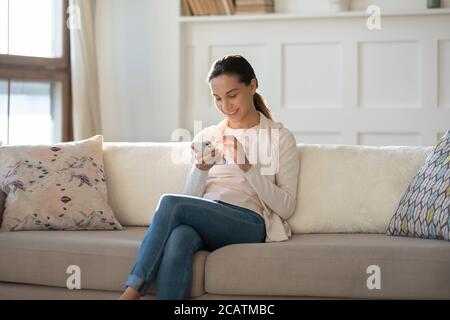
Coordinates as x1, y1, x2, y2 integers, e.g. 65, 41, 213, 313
0, 0, 71, 146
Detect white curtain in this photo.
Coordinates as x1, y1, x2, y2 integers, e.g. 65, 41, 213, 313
69, 0, 102, 141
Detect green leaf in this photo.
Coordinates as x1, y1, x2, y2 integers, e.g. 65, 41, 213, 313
79, 210, 87, 217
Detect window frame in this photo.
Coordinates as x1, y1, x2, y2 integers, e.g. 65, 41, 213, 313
0, 0, 72, 143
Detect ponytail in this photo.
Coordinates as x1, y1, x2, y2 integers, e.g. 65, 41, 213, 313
253, 92, 273, 120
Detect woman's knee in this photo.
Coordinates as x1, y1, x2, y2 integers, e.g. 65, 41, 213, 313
164, 224, 202, 258
154, 194, 184, 219
158, 193, 179, 207
158, 194, 192, 212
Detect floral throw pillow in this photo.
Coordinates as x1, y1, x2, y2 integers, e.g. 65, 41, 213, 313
0, 135, 123, 231
0, 191, 5, 226
386, 130, 450, 241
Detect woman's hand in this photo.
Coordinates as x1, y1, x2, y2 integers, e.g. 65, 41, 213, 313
190, 143, 218, 171
217, 135, 253, 173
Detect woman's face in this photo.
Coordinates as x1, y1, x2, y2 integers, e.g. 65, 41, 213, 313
209, 74, 256, 123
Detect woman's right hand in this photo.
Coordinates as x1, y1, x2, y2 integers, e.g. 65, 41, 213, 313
190, 143, 219, 171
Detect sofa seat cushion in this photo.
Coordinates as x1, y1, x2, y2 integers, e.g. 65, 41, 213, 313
0, 227, 209, 298
205, 233, 450, 299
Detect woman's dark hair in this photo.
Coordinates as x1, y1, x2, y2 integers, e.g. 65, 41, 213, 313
207, 55, 273, 120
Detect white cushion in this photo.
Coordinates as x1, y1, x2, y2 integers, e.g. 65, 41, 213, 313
103, 142, 434, 234
103, 142, 191, 226
288, 144, 434, 234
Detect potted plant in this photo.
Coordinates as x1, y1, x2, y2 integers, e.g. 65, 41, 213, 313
427, 0, 441, 8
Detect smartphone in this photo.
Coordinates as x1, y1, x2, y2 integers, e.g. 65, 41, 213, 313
192, 140, 227, 165
193, 140, 213, 153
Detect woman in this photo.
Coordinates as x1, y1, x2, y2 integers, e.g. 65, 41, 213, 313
119, 55, 300, 300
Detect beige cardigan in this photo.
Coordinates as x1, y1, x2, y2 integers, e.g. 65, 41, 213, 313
182, 112, 300, 242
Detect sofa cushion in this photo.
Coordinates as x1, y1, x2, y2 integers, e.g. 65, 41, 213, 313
386, 130, 450, 241
103, 142, 435, 234
288, 144, 434, 234
205, 234, 450, 299
0, 135, 122, 231
0, 227, 208, 298
102, 142, 191, 226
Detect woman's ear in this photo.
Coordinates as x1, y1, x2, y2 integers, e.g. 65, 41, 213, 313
250, 78, 257, 95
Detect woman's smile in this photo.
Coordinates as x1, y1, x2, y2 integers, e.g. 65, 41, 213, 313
225, 108, 239, 116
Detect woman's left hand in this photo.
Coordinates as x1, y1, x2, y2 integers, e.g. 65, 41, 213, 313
217, 135, 253, 173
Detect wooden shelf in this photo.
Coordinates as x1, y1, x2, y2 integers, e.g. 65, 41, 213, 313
179, 7, 450, 23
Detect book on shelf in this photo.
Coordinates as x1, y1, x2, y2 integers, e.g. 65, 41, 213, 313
235, 0, 274, 14
182, 0, 236, 16
182, 0, 191, 16
236, 0, 273, 4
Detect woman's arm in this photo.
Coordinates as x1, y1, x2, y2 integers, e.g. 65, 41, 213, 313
181, 127, 214, 197
182, 164, 209, 197
243, 129, 300, 220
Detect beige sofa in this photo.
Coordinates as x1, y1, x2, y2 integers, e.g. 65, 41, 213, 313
0, 142, 449, 300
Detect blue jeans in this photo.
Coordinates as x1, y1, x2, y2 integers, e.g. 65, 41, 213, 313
124, 193, 266, 300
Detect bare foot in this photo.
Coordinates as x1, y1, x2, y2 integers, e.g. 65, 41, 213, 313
118, 287, 141, 300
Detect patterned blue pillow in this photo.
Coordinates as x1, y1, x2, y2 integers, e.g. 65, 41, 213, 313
386, 130, 450, 241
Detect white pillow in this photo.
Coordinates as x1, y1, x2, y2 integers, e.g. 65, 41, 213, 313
103, 142, 191, 226
288, 144, 434, 234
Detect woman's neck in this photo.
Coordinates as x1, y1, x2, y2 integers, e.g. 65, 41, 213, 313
227, 109, 260, 129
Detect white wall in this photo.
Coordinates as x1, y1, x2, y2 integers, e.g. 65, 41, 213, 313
94, 0, 450, 145
181, 9, 450, 147
95, 0, 180, 142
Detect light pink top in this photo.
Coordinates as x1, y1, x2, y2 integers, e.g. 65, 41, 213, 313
183, 111, 300, 242
202, 124, 264, 216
